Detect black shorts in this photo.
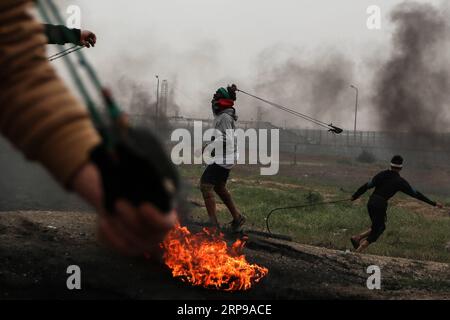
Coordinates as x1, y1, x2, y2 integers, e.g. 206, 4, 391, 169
200, 163, 230, 186
367, 195, 388, 243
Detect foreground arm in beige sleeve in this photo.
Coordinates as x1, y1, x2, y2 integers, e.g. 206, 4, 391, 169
0, 1, 101, 186
0, 1, 176, 257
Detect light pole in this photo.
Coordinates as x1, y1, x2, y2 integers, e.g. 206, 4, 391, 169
155, 75, 160, 119
350, 85, 359, 133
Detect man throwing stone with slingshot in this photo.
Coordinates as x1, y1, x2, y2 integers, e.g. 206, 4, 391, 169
200, 84, 246, 233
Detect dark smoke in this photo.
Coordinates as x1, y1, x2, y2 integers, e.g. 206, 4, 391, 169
252, 48, 354, 128
113, 76, 154, 115
374, 2, 450, 145
110, 76, 180, 118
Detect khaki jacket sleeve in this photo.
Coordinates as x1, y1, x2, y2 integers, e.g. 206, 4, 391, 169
0, 1, 101, 187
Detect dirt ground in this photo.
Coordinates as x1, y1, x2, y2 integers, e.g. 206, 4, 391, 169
1, 143, 449, 300
1, 211, 449, 300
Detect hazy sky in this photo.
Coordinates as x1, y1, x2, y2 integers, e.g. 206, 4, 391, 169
48, 0, 447, 130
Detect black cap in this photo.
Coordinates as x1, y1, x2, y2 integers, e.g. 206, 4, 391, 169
390, 155, 403, 169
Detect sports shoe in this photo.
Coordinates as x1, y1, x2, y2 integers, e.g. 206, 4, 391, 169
230, 214, 247, 233
350, 237, 360, 250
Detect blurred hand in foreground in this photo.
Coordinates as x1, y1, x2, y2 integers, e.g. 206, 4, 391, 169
71, 163, 177, 256
80, 30, 97, 48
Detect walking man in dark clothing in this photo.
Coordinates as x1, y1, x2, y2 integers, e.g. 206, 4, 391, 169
200, 84, 246, 233
350, 155, 442, 252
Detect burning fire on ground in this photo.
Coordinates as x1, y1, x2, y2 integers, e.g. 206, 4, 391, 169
161, 224, 268, 291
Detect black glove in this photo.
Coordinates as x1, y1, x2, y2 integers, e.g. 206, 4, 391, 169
91, 127, 179, 214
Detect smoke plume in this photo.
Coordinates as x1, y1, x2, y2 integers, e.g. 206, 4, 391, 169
251, 47, 355, 129
373, 1, 450, 144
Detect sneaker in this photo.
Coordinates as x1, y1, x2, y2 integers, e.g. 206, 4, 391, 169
350, 237, 360, 250
230, 214, 247, 233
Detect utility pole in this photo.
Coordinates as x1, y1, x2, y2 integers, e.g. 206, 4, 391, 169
256, 106, 262, 130
161, 80, 169, 118
350, 85, 359, 133
155, 75, 160, 120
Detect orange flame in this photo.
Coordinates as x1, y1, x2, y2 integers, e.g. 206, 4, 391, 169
162, 224, 268, 291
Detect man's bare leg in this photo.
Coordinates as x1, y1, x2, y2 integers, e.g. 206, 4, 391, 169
352, 229, 371, 242
214, 184, 241, 221
351, 229, 371, 249
355, 239, 370, 253
214, 183, 246, 232
201, 184, 220, 228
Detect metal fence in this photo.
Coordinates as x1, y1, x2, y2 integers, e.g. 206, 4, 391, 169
130, 115, 450, 166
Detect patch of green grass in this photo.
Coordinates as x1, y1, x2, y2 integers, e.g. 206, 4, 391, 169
180, 165, 450, 263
